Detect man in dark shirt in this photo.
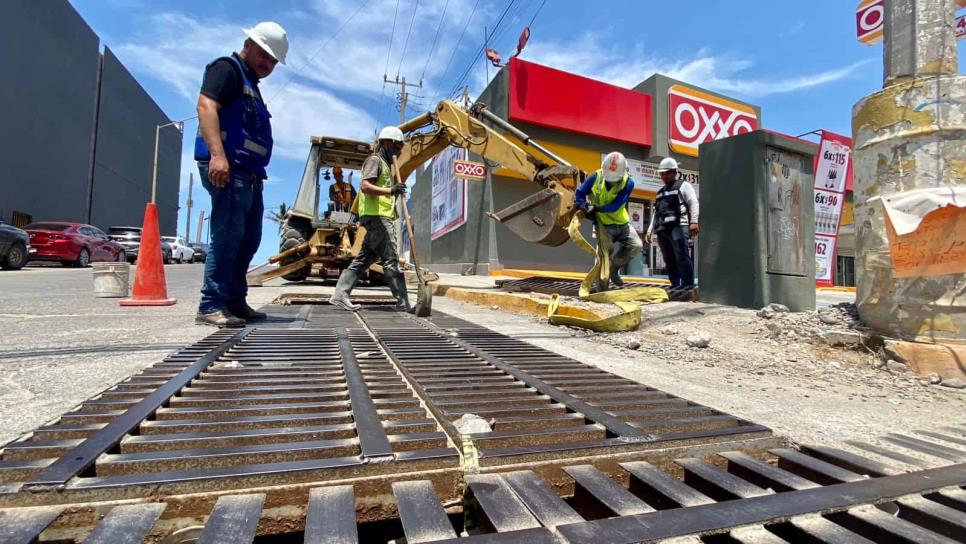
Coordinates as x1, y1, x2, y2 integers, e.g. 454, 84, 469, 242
193, 22, 289, 327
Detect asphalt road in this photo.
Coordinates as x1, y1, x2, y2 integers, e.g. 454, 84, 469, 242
0, 263, 243, 444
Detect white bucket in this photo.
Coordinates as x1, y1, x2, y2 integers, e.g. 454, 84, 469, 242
92, 262, 130, 298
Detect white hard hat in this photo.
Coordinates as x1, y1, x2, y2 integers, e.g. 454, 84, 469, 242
657, 157, 679, 172
377, 126, 404, 143
243, 22, 289, 65
601, 152, 627, 182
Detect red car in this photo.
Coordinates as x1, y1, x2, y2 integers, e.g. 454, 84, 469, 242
25, 222, 127, 267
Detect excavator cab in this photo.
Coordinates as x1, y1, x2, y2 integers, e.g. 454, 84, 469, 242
265, 137, 372, 284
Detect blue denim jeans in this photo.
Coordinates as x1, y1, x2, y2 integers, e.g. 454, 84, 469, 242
197, 162, 264, 314
656, 225, 694, 288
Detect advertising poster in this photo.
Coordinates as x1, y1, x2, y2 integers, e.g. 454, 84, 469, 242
431, 146, 468, 240
628, 201, 646, 233
812, 130, 852, 286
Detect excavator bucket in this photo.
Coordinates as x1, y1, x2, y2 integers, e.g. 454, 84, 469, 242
490, 187, 573, 247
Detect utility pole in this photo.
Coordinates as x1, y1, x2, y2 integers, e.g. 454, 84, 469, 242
383, 75, 423, 124
184, 173, 193, 242
852, 0, 965, 342
196, 210, 206, 244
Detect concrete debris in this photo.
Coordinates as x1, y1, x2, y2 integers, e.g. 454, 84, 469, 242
214, 361, 242, 368
886, 360, 909, 373
817, 331, 865, 348
928, 373, 943, 385
756, 307, 777, 319
686, 331, 711, 348
453, 413, 493, 434
626, 341, 641, 350
767, 303, 790, 313
940, 378, 966, 390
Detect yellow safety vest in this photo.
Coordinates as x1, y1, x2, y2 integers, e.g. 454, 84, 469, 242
590, 169, 630, 225
358, 156, 397, 218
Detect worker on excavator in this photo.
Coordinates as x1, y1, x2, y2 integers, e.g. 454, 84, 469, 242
327, 167, 357, 213
574, 152, 644, 291
328, 126, 412, 313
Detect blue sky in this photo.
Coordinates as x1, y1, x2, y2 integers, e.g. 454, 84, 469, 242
69, 0, 965, 265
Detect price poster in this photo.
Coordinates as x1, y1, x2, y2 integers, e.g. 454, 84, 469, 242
811, 131, 852, 286
814, 189, 844, 236
815, 234, 837, 283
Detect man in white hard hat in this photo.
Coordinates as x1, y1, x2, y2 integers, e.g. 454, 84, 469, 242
193, 22, 289, 327
646, 157, 699, 288
329, 127, 412, 312
574, 151, 643, 291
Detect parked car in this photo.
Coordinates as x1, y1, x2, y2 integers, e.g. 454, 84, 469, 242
0, 220, 30, 270
162, 236, 194, 264
189, 242, 209, 263
108, 227, 173, 264
25, 222, 126, 267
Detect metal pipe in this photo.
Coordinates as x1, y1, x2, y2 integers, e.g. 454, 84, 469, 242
474, 106, 573, 168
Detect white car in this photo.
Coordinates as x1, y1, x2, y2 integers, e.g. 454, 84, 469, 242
162, 236, 195, 264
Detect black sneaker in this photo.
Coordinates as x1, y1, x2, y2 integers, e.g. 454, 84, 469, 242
195, 310, 245, 327
231, 304, 267, 320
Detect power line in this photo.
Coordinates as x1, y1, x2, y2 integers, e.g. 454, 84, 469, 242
437, 0, 481, 94
268, 0, 372, 103
383, 0, 402, 79
395, 0, 420, 79
380, 0, 402, 109
420, 0, 450, 83
446, 0, 516, 99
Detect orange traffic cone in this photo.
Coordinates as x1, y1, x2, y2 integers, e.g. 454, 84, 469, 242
120, 203, 177, 306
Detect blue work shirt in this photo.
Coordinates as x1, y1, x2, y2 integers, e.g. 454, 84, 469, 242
575, 172, 635, 213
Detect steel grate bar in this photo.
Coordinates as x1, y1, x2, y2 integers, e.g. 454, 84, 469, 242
197, 493, 265, 544
82, 503, 166, 544
337, 328, 394, 460
304, 485, 358, 544
0, 506, 64, 544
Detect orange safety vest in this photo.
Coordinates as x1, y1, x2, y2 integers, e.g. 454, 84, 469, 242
330, 182, 356, 211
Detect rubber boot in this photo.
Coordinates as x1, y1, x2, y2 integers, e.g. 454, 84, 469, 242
389, 274, 414, 313
610, 264, 625, 288
329, 268, 362, 311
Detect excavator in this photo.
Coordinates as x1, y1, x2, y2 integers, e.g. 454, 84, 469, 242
246, 100, 585, 291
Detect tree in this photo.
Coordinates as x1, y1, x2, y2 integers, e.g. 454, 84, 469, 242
266, 203, 289, 229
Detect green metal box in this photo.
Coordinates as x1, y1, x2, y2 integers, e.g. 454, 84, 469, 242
698, 130, 817, 311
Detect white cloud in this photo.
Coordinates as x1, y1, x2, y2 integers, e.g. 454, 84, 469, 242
521, 34, 871, 98
111, 10, 379, 160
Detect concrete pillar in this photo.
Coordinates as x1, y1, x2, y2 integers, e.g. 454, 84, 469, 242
852, 0, 966, 341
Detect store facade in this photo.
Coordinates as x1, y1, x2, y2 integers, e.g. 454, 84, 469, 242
410, 58, 761, 276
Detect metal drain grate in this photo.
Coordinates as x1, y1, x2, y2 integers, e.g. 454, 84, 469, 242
355, 309, 772, 470
3, 428, 964, 543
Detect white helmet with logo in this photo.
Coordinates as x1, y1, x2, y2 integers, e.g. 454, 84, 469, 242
657, 157, 679, 172
601, 152, 627, 182
377, 126, 404, 142
243, 22, 289, 65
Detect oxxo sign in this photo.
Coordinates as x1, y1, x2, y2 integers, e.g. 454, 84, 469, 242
454, 160, 486, 181
667, 85, 758, 157
856, 0, 884, 45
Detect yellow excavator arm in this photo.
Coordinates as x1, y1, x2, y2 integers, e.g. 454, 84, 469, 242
393, 100, 584, 247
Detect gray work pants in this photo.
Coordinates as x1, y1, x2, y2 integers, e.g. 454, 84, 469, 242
345, 216, 404, 279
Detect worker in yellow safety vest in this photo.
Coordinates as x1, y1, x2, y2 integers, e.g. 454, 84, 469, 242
328, 126, 412, 312
574, 151, 644, 291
